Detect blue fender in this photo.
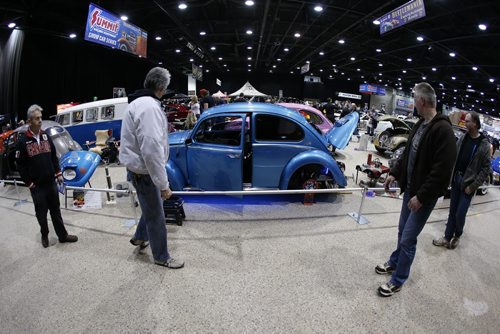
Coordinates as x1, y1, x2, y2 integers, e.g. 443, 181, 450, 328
166, 159, 186, 191
279, 150, 347, 189
60, 151, 101, 187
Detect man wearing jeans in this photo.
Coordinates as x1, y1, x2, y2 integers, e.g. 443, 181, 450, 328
433, 112, 491, 249
376, 82, 456, 296
120, 67, 184, 269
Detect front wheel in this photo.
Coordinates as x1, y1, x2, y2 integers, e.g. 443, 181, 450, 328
287, 165, 337, 190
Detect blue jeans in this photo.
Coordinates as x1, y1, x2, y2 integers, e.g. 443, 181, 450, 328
388, 191, 437, 286
444, 173, 473, 240
128, 171, 170, 262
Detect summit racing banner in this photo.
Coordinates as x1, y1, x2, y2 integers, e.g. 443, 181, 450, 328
84, 3, 148, 57
377, 0, 426, 35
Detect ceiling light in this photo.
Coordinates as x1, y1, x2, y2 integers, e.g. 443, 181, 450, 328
218, 57, 223, 60
407, 58, 412, 62
273, 65, 276, 68
320, 69, 323, 72
489, 78, 495, 83
210, 46, 216, 50
294, 32, 301, 38
350, 57, 356, 61
478, 24, 487, 31
277, 58, 281, 61
319, 51, 324, 55
402, 70, 407, 73
378, 73, 382, 76
398, 78, 401, 81
373, 20, 381, 25
248, 64, 251, 67
338, 39, 345, 44
467, 84, 472, 88
190, 58, 194, 62
449, 52, 456, 57
247, 46, 253, 50
158, 61, 163, 65
451, 76, 456, 80
453, 89, 457, 92
227, 69, 230, 72
69, 33, 77, 39
348, 78, 351, 81
296, 67, 300, 70
246, 30, 253, 35
223, 64, 227, 67
120, 15, 128, 21
432, 67, 437, 71
314, 5, 323, 12
175, 49, 181, 53
178, 3, 187, 10
306, 60, 310, 64
199, 65, 203, 68
416, 36, 424, 42
332, 64, 336, 67
341, 72, 345, 75
284, 48, 289, 52
291, 71, 294, 74
491, 98, 495, 102
248, 69, 251, 72
329, 75, 333, 78
206, 69, 210, 72
8, 23, 16, 28
357, 68, 360, 72
379, 79, 382, 82
245, 0, 255, 6
199, 31, 206, 36
247, 57, 252, 60
376, 48, 382, 52
378, 63, 383, 67
155, 36, 162, 40
422, 76, 427, 80
472, 66, 478, 71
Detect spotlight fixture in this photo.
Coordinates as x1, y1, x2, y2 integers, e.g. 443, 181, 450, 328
246, 30, 253, 35
69, 33, 77, 39
245, 0, 255, 6
210, 46, 216, 50
178, 3, 187, 10
406, 58, 412, 62
155, 36, 162, 40
277, 58, 281, 61
8, 23, 16, 28
218, 57, 223, 60
432, 67, 437, 71
247, 57, 252, 60
478, 24, 487, 31
199, 31, 206, 36
189, 58, 194, 62
314, 5, 323, 12
489, 78, 495, 83
338, 39, 345, 44
376, 48, 382, 52
284, 48, 289, 52
402, 70, 407, 73
472, 66, 478, 71
373, 20, 381, 25
175, 49, 181, 53
294, 32, 301, 38
247, 46, 253, 50
422, 76, 426, 80
451, 76, 456, 80
120, 15, 128, 21
416, 36, 424, 41
158, 61, 163, 65
319, 51, 324, 56
449, 52, 456, 57
350, 57, 356, 61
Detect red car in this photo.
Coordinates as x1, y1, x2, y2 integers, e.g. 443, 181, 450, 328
164, 103, 190, 129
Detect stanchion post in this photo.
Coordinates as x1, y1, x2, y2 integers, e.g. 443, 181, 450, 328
13, 179, 28, 207
104, 166, 116, 204
347, 187, 370, 225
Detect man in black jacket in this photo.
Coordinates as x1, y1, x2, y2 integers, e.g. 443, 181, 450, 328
433, 112, 491, 249
16, 105, 78, 248
375, 83, 457, 297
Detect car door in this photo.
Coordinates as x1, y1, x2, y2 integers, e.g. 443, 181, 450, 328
186, 114, 244, 190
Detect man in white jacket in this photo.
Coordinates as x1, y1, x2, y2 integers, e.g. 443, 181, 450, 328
120, 67, 184, 269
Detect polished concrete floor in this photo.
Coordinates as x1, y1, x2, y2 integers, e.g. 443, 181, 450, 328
1, 139, 499, 333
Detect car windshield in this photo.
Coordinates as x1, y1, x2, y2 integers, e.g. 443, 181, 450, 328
46, 126, 82, 157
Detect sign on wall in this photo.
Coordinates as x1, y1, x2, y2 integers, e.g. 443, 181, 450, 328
377, 0, 426, 35
85, 3, 148, 57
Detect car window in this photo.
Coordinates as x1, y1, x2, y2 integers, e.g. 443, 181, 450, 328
85, 108, 98, 122
194, 116, 242, 146
56, 113, 70, 126
255, 114, 304, 141
101, 105, 115, 120
299, 110, 323, 125
72, 110, 83, 124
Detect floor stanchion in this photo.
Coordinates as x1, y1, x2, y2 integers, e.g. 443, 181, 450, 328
347, 187, 370, 225
13, 180, 28, 207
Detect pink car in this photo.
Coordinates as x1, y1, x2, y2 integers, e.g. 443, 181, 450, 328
277, 103, 333, 135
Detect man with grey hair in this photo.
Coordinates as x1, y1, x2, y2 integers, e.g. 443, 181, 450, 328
375, 82, 456, 296
16, 104, 78, 247
120, 67, 184, 269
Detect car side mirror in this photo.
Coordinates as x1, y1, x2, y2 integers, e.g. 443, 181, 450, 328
185, 138, 193, 145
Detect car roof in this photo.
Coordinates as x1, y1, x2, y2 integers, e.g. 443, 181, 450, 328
14, 120, 65, 134
277, 103, 323, 114
202, 102, 307, 123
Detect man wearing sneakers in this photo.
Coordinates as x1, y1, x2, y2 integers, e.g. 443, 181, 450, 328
376, 83, 456, 296
120, 67, 184, 269
433, 112, 491, 249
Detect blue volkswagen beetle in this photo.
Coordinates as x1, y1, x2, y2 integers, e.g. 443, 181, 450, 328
0, 121, 101, 187
166, 103, 351, 191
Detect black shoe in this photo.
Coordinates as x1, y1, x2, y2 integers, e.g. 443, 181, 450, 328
41, 235, 49, 248
59, 235, 78, 243
130, 237, 149, 249
375, 262, 395, 275
449, 236, 460, 249
378, 281, 402, 297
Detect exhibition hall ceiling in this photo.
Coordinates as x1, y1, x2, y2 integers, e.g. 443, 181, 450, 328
1, 0, 499, 115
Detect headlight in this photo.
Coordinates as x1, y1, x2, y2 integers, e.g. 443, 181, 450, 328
63, 169, 77, 180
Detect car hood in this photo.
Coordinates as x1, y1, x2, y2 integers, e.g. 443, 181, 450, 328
324, 111, 359, 149
169, 130, 193, 145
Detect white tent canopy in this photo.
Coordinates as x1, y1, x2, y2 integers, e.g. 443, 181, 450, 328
229, 81, 269, 97
212, 90, 227, 97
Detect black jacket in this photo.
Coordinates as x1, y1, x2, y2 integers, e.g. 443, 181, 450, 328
16, 129, 61, 188
454, 132, 491, 192
390, 114, 457, 204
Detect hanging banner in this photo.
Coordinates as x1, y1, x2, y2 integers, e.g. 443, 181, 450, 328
338, 92, 362, 100
359, 84, 386, 96
377, 0, 426, 35
192, 64, 203, 82
85, 3, 148, 57
300, 63, 310, 74
216, 78, 221, 86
